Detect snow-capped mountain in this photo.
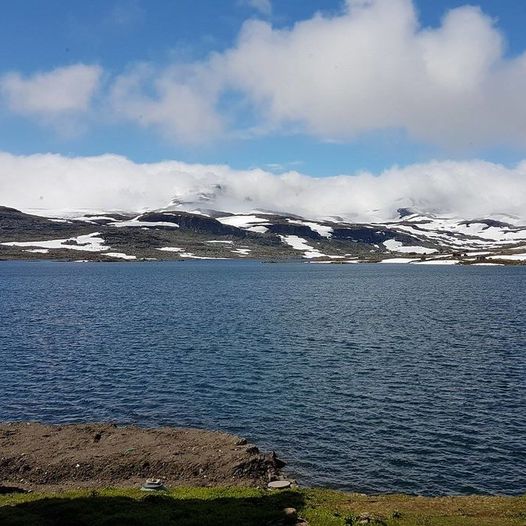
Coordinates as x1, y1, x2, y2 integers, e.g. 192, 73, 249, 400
1, 203, 526, 265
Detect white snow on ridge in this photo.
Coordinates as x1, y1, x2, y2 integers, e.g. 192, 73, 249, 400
206, 240, 233, 244
23, 208, 113, 219
286, 219, 333, 238
74, 215, 119, 222
383, 239, 437, 254
246, 225, 268, 233
112, 219, 179, 228
157, 247, 183, 252
279, 235, 325, 258
387, 215, 526, 248
25, 249, 49, 254
1, 232, 108, 252
216, 214, 268, 228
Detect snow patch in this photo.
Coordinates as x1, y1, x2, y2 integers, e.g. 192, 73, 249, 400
413, 259, 458, 265
105, 252, 137, 260
279, 235, 325, 258
1, 232, 108, 252
217, 215, 268, 228
383, 239, 437, 254
231, 248, 251, 256
112, 219, 179, 228
157, 247, 183, 252
246, 225, 268, 233
379, 258, 419, 263
286, 219, 333, 238
24, 249, 49, 254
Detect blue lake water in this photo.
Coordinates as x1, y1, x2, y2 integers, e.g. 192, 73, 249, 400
0, 260, 525, 495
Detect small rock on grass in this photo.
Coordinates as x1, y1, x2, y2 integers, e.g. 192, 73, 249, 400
268, 480, 291, 489
283, 507, 297, 522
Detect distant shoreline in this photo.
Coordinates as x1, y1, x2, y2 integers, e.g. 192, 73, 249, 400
0, 257, 523, 266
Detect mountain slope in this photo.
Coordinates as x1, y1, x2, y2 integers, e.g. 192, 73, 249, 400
1, 205, 526, 264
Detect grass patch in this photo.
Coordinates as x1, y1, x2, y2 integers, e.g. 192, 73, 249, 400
0, 487, 524, 525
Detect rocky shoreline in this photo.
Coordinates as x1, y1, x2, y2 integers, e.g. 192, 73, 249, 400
0, 422, 286, 492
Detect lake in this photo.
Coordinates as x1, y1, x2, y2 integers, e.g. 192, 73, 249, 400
0, 261, 524, 495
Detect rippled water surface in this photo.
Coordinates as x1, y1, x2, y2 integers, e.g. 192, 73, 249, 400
1, 261, 525, 495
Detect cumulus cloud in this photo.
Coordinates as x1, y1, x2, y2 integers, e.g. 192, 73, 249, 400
1, 64, 102, 115
0, 64, 102, 134
110, 64, 223, 144
1, 151, 525, 221
110, 0, 526, 149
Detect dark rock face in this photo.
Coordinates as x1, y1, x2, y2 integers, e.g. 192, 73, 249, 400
332, 227, 389, 244
332, 226, 431, 249
397, 207, 416, 218
137, 212, 245, 237
460, 219, 512, 229
0, 207, 91, 240
266, 223, 321, 239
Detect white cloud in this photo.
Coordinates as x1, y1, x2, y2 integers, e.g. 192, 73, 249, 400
110, 64, 223, 144
1, 64, 102, 116
110, 0, 526, 149
1, 151, 526, 222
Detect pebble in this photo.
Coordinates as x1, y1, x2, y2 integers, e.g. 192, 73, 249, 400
283, 507, 297, 522
141, 478, 166, 491
267, 480, 291, 489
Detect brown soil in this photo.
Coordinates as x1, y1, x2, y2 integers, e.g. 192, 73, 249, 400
0, 422, 285, 492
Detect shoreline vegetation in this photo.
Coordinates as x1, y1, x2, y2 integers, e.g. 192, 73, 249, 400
1, 423, 525, 525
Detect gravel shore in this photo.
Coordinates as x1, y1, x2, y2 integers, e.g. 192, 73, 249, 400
0, 422, 285, 492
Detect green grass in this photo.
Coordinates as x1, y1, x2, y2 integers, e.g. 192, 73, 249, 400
0, 487, 525, 525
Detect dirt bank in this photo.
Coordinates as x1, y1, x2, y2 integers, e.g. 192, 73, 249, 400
0, 422, 285, 492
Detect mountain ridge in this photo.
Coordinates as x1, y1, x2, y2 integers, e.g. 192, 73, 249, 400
1, 205, 526, 265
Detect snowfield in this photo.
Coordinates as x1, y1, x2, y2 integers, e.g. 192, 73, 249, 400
105, 252, 137, 260
279, 235, 326, 258
286, 219, 333, 238
216, 215, 268, 228
112, 219, 180, 228
383, 239, 438, 254
2, 232, 108, 252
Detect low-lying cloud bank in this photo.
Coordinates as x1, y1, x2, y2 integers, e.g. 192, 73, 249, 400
1, 152, 526, 222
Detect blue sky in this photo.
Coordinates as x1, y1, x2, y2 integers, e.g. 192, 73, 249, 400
1, 0, 526, 176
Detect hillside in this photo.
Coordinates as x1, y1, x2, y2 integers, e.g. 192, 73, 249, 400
1, 205, 526, 265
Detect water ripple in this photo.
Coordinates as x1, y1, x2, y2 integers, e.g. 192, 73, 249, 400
0, 261, 525, 495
